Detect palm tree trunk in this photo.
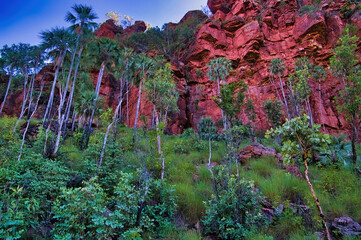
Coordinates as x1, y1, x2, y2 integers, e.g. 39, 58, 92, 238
318, 82, 326, 132
13, 71, 30, 135
42, 52, 66, 126
71, 111, 77, 133
303, 152, 331, 240
208, 137, 212, 166
126, 81, 129, 126
84, 62, 105, 149
155, 110, 164, 179
0, 66, 14, 117
26, 69, 37, 119
270, 75, 282, 103
63, 46, 83, 136
18, 83, 44, 161
98, 97, 123, 168
52, 45, 79, 156
351, 115, 357, 165
133, 79, 143, 137
306, 97, 314, 126
216, 75, 227, 130
278, 74, 291, 119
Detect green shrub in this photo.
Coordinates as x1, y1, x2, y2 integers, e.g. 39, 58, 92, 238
202, 168, 268, 239
52, 177, 112, 239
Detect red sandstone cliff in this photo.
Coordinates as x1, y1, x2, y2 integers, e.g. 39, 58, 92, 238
3, 0, 361, 136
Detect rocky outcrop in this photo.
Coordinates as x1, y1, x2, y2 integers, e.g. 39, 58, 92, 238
238, 143, 303, 178
238, 143, 282, 163
95, 19, 123, 39
174, 0, 360, 135
331, 217, 361, 237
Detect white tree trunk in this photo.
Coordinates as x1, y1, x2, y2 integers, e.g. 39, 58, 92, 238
18, 83, 44, 161
0, 66, 14, 117
134, 80, 143, 134
42, 52, 66, 126
13, 71, 31, 135
84, 62, 105, 149
278, 74, 291, 119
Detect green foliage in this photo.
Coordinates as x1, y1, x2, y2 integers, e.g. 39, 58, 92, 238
263, 99, 283, 128
266, 115, 331, 166
52, 177, 112, 239
215, 80, 248, 124
269, 204, 306, 239
269, 58, 285, 76
202, 167, 268, 239
144, 61, 179, 119
341, 0, 361, 18
198, 117, 217, 140
330, 25, 359, 81
245, 98, 257, 123
316, 135, 353, 167
207, 57, 233, 82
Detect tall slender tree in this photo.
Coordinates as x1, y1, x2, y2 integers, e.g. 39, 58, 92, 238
40, 27, 73, 126
330, 25, 360, 165
207, 57, 233, 130
98, 49, 134, 167
269, 58, 291, 119
132, 53, 155, 140
82, 37, 121, 149
13, 44, 44, 135
62, 4, 98, 135
0, 44, 22, 117
144, 60, 178, 179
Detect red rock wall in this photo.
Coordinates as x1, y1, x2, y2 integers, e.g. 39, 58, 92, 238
3, 1, 361, 136
175, 0, 361, 134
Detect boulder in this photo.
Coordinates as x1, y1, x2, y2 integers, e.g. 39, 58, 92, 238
207, 0, 237, 14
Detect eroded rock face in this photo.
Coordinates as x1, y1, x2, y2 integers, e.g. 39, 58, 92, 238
179, 0, 360, 135
3, 1, 361, 137
95, 19, 123, 39
208, 0, 237, 14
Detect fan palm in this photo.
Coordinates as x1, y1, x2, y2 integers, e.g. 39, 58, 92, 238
61, 4, 98, 135
82, 37, 121, 149
207, 57, 233, 130
12, 44, 41, 135
0, 44, 23, 117
269, 58, 290, 119
132, 53, 155, 139
40, 27, 73, 125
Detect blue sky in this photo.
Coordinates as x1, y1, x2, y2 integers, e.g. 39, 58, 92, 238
0, 0, 207, 46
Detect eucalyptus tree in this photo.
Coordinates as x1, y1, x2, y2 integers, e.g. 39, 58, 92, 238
0, 44, 22, 117
132, 53, 155, 139
267, 115, 332, 240
269, 58, 291, 119
330, 25, 360, 165
207, 57, 233, 130
144, 60, 178, 179
82, 37, 121, 149
40, 27, 73, 125
289, 58, 313, 123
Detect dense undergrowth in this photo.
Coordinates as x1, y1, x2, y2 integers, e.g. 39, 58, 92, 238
1, 117, 361, 239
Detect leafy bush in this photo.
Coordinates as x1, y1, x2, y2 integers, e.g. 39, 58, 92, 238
202, 168, 268, 239
52, 177, 112, 239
